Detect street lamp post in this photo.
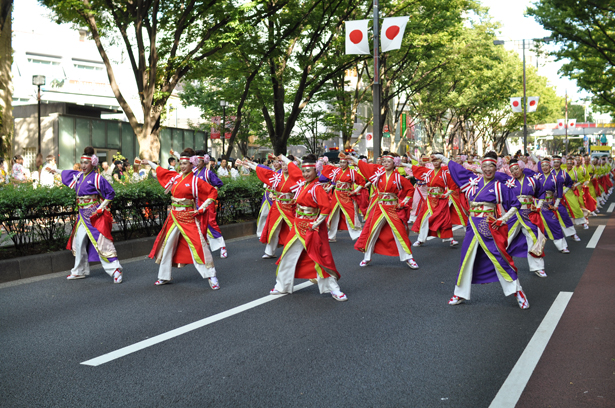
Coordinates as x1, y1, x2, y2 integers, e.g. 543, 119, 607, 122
220, 100, 227, 159
494, 37, 551, 155
32, 75, 46, 155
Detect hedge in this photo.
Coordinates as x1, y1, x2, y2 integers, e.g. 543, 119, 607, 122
0, 174, 264, 256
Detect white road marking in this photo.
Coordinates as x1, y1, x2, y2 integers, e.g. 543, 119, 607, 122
586, 225, 606, 249
489, 291, 573, 408
81, 281, 315, 367
607, 203, 614, 213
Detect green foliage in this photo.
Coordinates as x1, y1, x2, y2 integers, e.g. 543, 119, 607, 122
216, 173, 265, 225
527, 0, 615, 116
0, 174, 264, 257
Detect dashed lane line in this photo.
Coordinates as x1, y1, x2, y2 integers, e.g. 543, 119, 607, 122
586, 225, 606, 249
607, 203, 614, 213
489, 291, 573, 408
80, 281, 314, 367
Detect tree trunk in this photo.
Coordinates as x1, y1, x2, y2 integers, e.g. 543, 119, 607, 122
0, 0, 12, 157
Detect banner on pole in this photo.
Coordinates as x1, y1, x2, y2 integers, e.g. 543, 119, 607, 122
381, 17, 409, 52
527, 96, 539, 112
510, 97, 522, 112
345, 20, 370, 55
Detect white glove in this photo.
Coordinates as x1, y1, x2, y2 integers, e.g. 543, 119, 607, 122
554, 198, 561, 210
535, 199, 544, 211
197, 198, 214, 214
495, 207, 518, 226
434, 154, 449, 164
147, 160, 158, 170
562, 187, 570, 195
278, 154, 291, 165
310, 214, 327, 230
351, 185, 363, 195
95, 199, 112, 215
244, 161, 257, 171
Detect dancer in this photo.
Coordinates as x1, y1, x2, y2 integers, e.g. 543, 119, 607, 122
271, 154, 347, 301
146, 150, 220, 289
56, 147, 123, 283
403, 153, 459, 247
320, 156, 365, 242
499, 159, 548, 278
528, 157, 571, 253
242, 155, 302, 259
256, 154, 281, 238
172, 149, 228, 258
561, 157, 590, 229
551, 156, 581, 241
436, 153, 529, 309
346, 153, 419, 269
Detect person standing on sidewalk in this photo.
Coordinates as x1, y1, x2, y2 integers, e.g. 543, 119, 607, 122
146, 149, 220, 289
56, 147, 123, 283
436, 152, 529, 309
270, 154, 347, 301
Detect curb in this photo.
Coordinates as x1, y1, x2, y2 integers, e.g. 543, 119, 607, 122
0, 220, 257, 284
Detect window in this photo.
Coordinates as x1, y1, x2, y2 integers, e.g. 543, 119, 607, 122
74, 64, 103, 71
23, 147, 37, 172
28, 58, 61, 66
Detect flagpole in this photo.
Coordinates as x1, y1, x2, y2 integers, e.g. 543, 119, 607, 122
522, 39, 528, 155
373, 0, 381, 160
565, 90, 568, 156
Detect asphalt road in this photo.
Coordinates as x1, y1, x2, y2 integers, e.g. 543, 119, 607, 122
1, 198, 612, 408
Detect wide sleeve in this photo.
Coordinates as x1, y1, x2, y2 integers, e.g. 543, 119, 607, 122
357, 160, 378, 180
314, 185, 331, 215
350, 169, 365, 187
155, 167, 179, 187
321, 165, 339, 181
97, 175, 116, 200
208, 170, 224, 188
399, 176, 415, 203
60, 170, 81, 187
255, 165, 278, 186
288, 162, 303, 180
447, 160, 476, 188
197, 177, 218, 203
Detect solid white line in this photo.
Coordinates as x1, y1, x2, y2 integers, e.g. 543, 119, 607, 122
81, 281, 314, 367
489, 291, 573, 408
586, 225, 606, 249
607, 203, 615, 213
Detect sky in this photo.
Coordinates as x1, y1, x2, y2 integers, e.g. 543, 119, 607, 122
479, 0, 584, 102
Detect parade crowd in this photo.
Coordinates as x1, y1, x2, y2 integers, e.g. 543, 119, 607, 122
5, 145, 614, 310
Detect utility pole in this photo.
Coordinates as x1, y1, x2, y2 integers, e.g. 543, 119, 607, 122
372, 0, 381, 161
522, 39, 528, 155
565, 90, 568, 155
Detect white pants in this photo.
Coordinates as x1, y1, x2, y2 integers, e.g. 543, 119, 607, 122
158, 227, 216, 281
416, 210, 452, 243
454, 239, 521, 300
71, 223, 121, 276
363, 214, 413, 263
328, 206, 362, 241
274, 239, 341, 294
264, 221, 282, 257
208, 233, 226, 252
508, 222, 545, 272
553, 238, 568, 251
256, 203, 270, 238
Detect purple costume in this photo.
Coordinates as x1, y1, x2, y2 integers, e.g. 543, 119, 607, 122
61, 170, 120, 264
447, 161, 521, 295
193, 167, 226, 250
529, 170, 567, 242
552, 168, 576, 233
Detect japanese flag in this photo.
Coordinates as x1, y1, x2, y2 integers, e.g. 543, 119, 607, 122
527, 96, 539, 112
557, 119, 566, 129
345, 20, 370, 55
381, 17, 409, 52
568, 119, 577, 129
510, 97, 522, 112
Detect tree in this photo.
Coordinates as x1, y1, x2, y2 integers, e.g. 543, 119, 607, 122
527, 0, 615, 117
0, 0, 12, 158
40, 0, 257, 160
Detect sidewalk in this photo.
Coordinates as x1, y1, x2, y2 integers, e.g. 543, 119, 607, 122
517, 207, 615, 407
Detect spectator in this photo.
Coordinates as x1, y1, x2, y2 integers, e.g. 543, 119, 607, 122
217, 158, 230, 178
12, 155, 28, 183
168, 157, 177, 171
73, 163, 81, 171
0, 157, 7, 185
39, 154, 57, 187
112, 160, 125, 183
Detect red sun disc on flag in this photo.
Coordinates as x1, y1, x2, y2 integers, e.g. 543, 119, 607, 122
349, 30, 363, 44
570, 123, 575, 127
386, 25, 400, 40
529, 100, 536, 106
512, 101, 520, 107
558, 122, 563, 126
